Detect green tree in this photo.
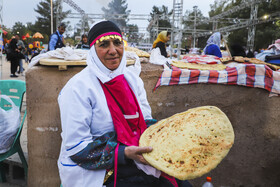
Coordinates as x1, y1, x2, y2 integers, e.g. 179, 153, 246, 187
33, 0, 71, 37
126, 24, 139, 43
102, 0, 131, 31
209, 0, 230, 17
148, 5, 172, 42
12, 22, 27, 36
183, 8, 211, 48
74, 19, 90, 38
207, 0, 280, 51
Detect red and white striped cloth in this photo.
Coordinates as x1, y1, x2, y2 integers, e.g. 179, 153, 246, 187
181, 55, 222, 64
154, 62, 280, 96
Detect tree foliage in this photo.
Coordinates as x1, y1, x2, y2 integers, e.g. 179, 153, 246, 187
74, 18, 90, 38
12, 22, 27, 36
208, 0, 280, 51
148, 5, 172, 42
102, 0, 131, 31
183, 8, 211, 48
149, 5, 172, 29
126, 24, 139, 43
33, 0, 71, 37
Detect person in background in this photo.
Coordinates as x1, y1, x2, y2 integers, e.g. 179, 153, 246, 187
6, 38, 25, 78
23, 47, 30, 63
75, 34, 90, 49
153, 31, 171, 57
57, 20, 192, 187
267, 39, 280, 55
15, 34, 25, 75
220, 46, 230, 57
203, 32, 222, 58
29, 47, 40, 61
185, 46, 190, 54
48, 23, 66, 51
230, 44, 246, 57
246, 50, 255, 58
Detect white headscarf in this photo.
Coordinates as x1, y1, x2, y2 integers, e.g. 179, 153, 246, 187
86, 44, 127, 84
203, 32, 221, 54
86, 20, 127, 84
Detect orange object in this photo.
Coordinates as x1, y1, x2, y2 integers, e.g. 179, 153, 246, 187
33, 41, 40, 48
33, 32, 44, 39
206, 177, 212, 182
123, 39, 128, 47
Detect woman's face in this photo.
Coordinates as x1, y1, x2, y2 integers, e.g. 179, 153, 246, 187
166, 34, 171, 42
82, 37, 88, 44
95, 37, 124, 71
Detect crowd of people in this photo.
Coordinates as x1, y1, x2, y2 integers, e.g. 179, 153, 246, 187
5, 35, 28, 77
5, 24, 268, 79
3, 22, 92, 78
152, 30, 262, 59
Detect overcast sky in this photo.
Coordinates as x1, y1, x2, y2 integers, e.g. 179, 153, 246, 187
2, 0, 216, 32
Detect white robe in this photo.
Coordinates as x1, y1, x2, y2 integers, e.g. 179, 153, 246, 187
57, 43, 152, 187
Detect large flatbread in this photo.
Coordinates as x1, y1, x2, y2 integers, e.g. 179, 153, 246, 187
125, 46, 150, 58
233, 56, 280, 70
139, 106, 234, 180
172, 60, 226, 71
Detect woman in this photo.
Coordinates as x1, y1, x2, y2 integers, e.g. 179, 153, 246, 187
6, 38, 25, 77
153, 31, 171, 57
203, 32, 222, 58
75, 34, 90, 49
58, 20, 192, 187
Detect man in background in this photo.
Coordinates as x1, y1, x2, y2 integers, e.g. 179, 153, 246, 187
48, 23, 66, 51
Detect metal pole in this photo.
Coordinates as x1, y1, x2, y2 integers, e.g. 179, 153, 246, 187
247, 2, 258, 52
193, 6, 197, 48
51, 0, 53, 34
176, 0, 183, 59
56, 0, 63, 29
170, 0, 175, 58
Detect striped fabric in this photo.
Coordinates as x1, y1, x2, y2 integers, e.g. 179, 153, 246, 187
154, 62, 280, 96
182, 54, 222, 64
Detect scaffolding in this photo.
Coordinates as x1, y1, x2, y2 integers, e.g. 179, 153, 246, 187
171, 0, 183, 58
57, 0, 91, 34
194, 0, 274, 50
247, 3, 258, 51
57, 0, 276, 51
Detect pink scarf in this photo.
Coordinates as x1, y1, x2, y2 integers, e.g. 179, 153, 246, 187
100, 74, 178, 187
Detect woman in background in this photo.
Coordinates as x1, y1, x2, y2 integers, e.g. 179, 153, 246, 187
6, 38, 25, 77
75, 34, 90, 49
153, 31, 171, 57
203, 32, 222, 58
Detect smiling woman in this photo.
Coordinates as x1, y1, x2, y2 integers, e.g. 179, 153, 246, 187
94, 36, 124, 71
57, 19, 193, 187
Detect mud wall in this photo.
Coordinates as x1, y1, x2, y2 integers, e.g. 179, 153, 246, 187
26, 63, 280, 187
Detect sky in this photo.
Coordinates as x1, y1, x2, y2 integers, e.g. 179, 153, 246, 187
2, 0, 216, 33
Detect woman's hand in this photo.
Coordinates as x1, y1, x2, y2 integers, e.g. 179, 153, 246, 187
124, 146, 153, 165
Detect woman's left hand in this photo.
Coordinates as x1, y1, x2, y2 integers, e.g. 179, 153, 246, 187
124, 146, 153, 165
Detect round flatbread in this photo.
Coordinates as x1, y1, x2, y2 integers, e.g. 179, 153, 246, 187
139, 106, 234, 180
172, 61, 226, 71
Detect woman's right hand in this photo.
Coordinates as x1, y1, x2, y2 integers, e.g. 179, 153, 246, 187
124, 146, 153, 165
